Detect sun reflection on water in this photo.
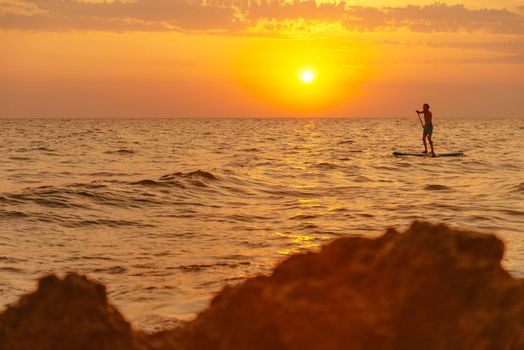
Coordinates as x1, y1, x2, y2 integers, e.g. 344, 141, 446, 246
275, 231, 320, 255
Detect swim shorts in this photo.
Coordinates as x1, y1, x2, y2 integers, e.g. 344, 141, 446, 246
424, 124, 433, 134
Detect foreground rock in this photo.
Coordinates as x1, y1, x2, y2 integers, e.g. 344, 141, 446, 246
0, 273, 142, 350
2, 221, 524, 350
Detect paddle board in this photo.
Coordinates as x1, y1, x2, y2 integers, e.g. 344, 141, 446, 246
393, 151, 464, 157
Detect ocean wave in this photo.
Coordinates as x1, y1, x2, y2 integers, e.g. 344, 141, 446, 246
177, 261, 247, 273
130, 179, 185, 189
177, 264, 214, 273
0, 256, 23, 263
7, 192, 87, 209
424, 184, 452, 191
338, 140, 355, 144
26, 147, 56, 152
93, 266, 127, 274
159, 170, 218, 181
104, 149, 136, 155
8, 156, 32, 161
73, 219, 156, 228
291, 214, 318, 220
0, 196, 24, 204
313, 162, 337, 169
88, 172, 134, 177
0, 267, 25, 273
0, 210, 29, 218
498, 209, 524, 217
510, 183, 524, 193
0, 183, 160, 214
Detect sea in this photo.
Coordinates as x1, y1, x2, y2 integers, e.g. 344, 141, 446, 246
0, 117, 523, 331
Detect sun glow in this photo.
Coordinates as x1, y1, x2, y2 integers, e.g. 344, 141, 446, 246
301, 70, 314, 83
232, 38, 371, 115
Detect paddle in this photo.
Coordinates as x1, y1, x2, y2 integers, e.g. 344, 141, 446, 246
416, 111, 424, 128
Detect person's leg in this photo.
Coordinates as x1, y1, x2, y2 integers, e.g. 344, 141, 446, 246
422, 131, 428, 153
428, 133, 435, 156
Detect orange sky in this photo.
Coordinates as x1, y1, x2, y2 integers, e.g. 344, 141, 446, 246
1, 0, 523, 118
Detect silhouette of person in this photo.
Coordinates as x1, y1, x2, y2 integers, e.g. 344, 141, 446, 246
416, 103, 435, 156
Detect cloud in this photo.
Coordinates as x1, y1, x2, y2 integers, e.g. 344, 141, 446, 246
0, 0, 523, 35
240, 0, 346, 22
0, 0, 43, 15
0, 0, 239, 31
382, 3, 523, 34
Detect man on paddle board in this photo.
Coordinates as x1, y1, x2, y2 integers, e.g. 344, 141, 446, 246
416, 103, 435, 157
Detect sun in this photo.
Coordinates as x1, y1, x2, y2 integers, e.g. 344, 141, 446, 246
301, 70, 314, 84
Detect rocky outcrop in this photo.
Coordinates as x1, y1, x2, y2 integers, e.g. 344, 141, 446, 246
2, 221, 524, 350
0, 273, 141, 350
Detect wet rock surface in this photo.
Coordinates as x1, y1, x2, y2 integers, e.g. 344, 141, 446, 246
2, 221, 524, 350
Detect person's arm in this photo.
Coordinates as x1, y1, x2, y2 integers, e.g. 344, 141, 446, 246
416, 111, 425, 128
